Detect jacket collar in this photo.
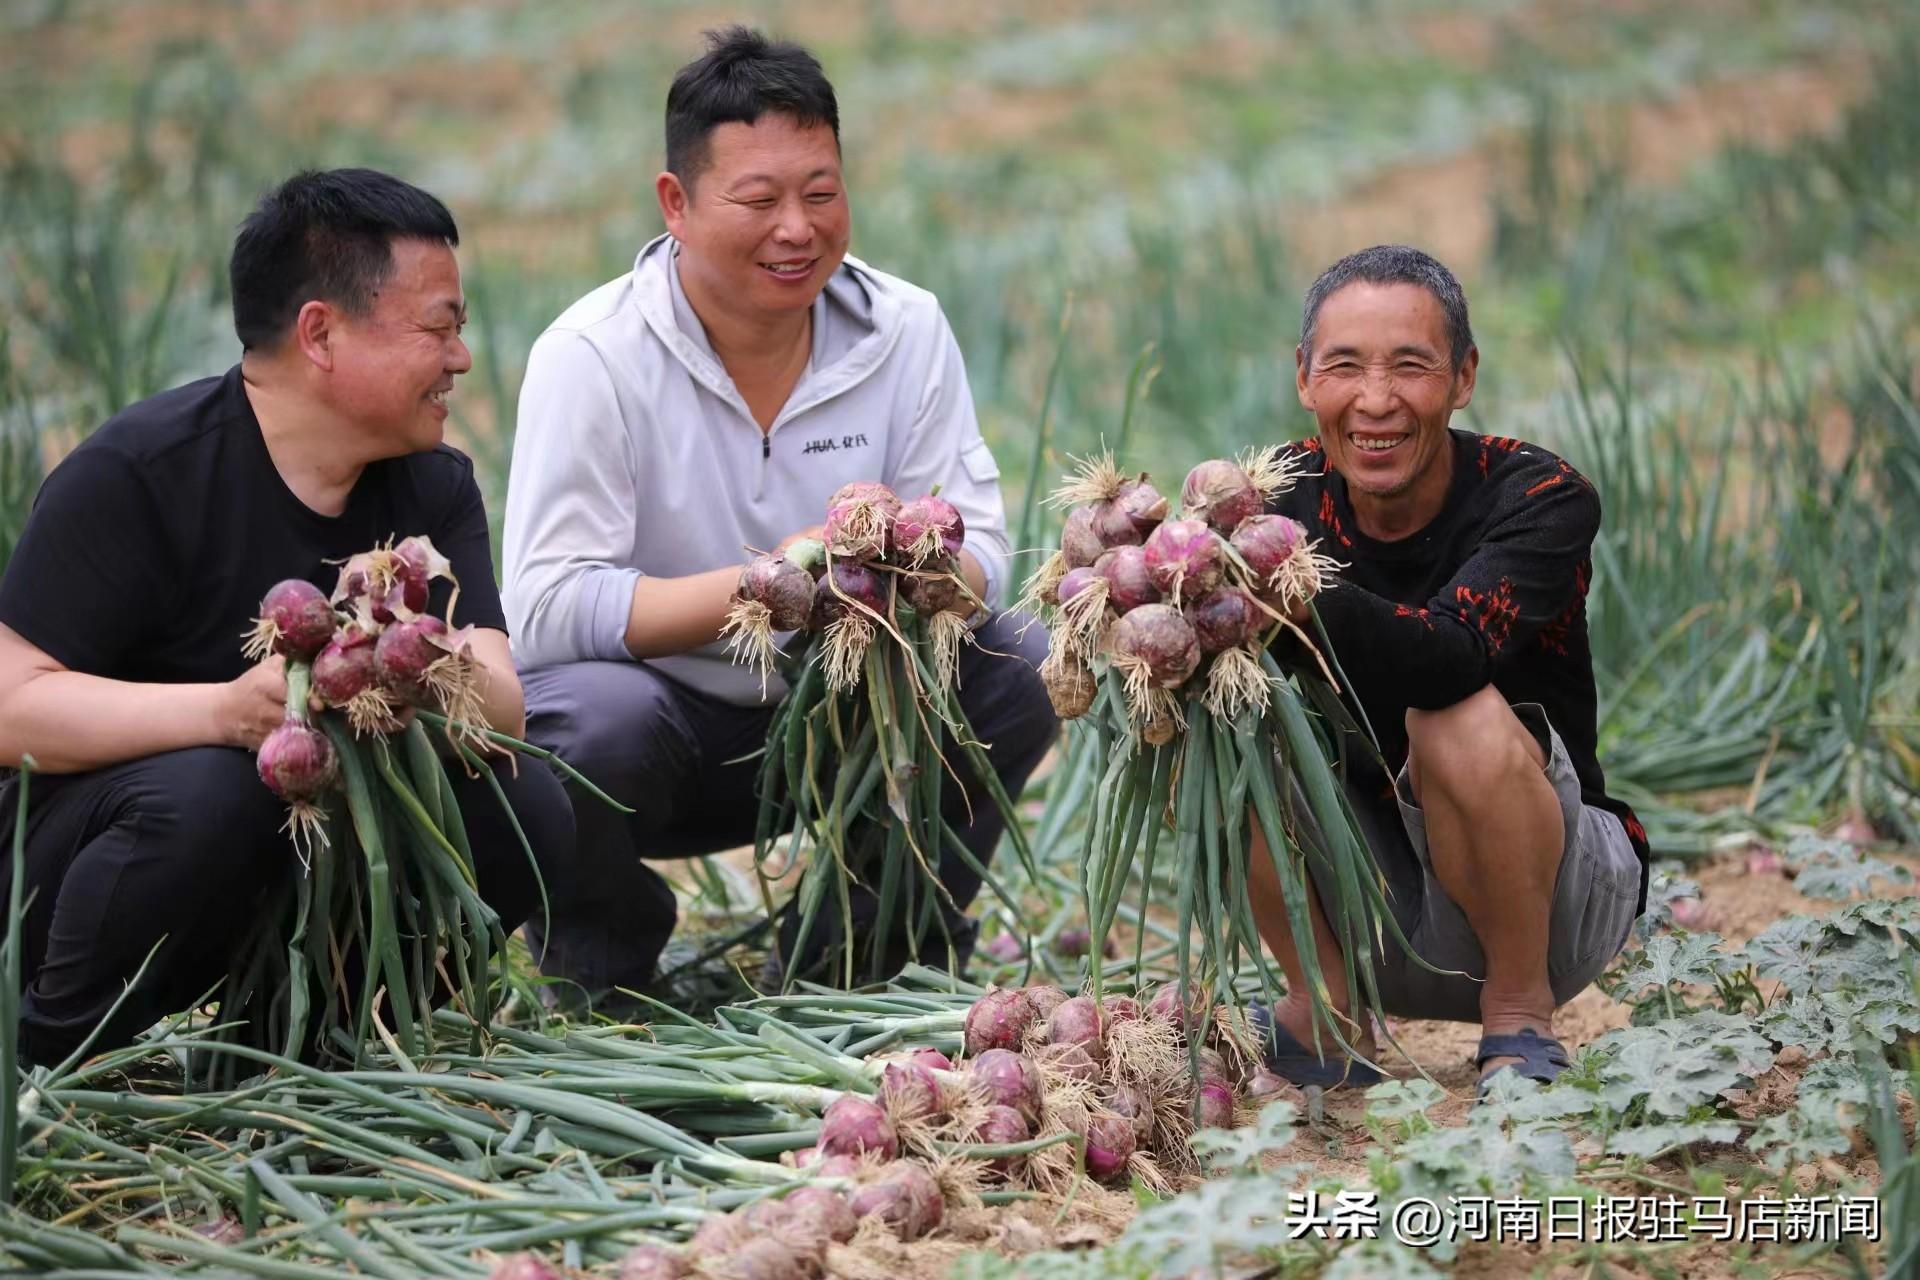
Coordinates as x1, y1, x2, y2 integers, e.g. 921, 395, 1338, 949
628, 233, 905, 430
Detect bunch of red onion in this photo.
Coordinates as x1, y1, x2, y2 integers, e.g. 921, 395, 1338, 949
243, 536, 488, 860
721, 482, 978, 695
1027, 448, 1336, 739
1023, 456, 1394, 1109
725, 484, 1040, 995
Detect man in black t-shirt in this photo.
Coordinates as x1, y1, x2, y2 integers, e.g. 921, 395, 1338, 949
0, 169, 573, 1065
1246, 246, 1648, 1101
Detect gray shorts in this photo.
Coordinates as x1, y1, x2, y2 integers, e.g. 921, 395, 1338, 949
1297, 703, 1642, 1023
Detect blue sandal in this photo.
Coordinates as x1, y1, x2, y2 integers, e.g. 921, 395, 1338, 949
1248, 1001, 1384, 1089
1474, 1027, 1570, 1101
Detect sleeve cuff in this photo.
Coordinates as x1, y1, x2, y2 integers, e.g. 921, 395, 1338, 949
580, 566, 644, 663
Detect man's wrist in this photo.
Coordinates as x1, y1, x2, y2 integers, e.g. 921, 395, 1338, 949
198, 680, 239, 750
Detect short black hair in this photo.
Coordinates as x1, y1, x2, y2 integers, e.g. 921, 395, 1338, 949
230, 168, 459, 352
1300, 245, 1475, 371
665, 26, 839, 186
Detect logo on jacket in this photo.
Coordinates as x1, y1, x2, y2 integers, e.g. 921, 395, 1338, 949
801, 433, 871, 455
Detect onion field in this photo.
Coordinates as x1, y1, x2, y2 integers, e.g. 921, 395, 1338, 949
3, 1, 1920, 1277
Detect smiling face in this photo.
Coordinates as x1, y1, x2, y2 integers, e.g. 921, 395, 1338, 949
1296, 280, 1477, 530
324, 237, 471, 455
657, 113, 850, 321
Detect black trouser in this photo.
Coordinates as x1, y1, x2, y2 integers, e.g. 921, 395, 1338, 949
519, 613, 1057, 1003
0, 745, 573, 1066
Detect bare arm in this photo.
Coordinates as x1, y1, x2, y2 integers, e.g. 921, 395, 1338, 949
464, 627, 527, 740
618, 523, 833, 660
621, 566, 744, 660
0, 623, 286, 774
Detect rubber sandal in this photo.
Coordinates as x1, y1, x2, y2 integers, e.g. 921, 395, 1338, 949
1474, 1026, 1570, 1101
1248, 1001, 1384, 1089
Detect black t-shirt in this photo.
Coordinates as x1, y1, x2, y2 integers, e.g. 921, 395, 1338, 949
1269, 429, 1650, 915
0, 365, 505, 687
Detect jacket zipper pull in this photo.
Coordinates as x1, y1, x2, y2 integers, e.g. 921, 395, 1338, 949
762, 434, 771, 461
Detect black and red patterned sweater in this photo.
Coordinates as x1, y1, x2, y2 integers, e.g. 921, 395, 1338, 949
1267, 428, 1650, 916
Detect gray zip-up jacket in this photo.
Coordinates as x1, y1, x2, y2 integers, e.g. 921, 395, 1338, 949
501, 234, 1011, 705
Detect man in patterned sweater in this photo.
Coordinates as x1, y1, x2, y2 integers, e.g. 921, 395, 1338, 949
1248, 245, 1649, 1100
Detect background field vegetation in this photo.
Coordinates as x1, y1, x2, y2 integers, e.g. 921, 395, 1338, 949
4, 0, 1918, 850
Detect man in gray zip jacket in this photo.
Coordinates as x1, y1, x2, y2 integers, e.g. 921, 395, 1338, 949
501, 27, 1054, 1011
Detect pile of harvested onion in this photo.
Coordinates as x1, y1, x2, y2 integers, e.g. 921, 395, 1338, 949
480, 976, 1293, 1280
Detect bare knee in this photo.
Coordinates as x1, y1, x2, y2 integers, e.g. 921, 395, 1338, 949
1404, 687, 1543, 806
